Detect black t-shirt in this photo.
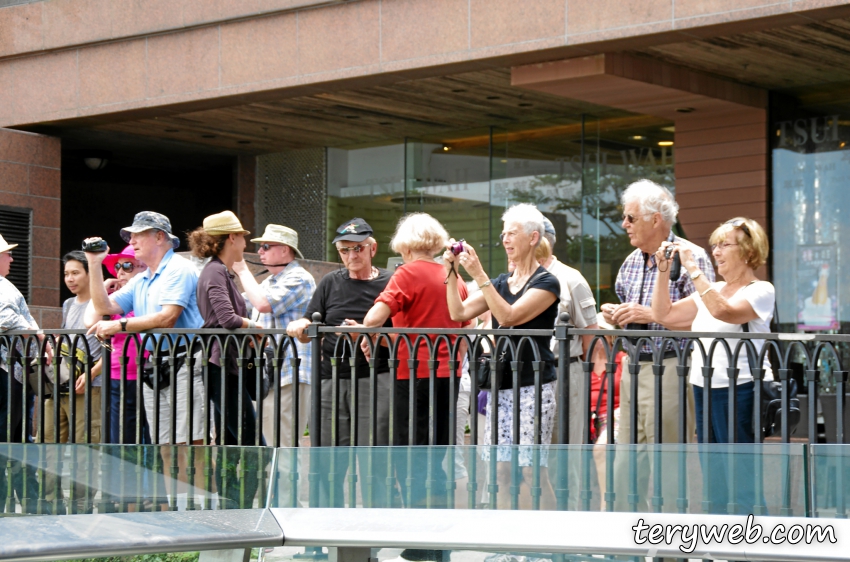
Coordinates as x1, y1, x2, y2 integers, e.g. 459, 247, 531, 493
304, 267, 392, 379
491, 266, 560, 387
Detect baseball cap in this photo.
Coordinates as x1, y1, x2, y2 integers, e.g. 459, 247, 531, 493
332, 218, 374, 244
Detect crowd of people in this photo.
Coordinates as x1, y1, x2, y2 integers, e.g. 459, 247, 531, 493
0, 178, 775, 521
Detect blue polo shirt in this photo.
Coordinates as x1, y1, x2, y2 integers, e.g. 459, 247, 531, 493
112, 249, 203, 350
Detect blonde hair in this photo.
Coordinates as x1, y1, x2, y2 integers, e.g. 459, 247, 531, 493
390, 213, 448, 255
709, 217, 769, 270
535, 236, 552, 263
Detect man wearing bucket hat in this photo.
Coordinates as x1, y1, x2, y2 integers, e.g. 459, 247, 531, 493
84, 211, 205, 449
233, 223, 315, 450
0, 234, 43, 512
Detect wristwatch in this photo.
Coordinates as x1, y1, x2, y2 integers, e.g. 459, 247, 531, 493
690, 270, 702, 281
119, 318, 128, 332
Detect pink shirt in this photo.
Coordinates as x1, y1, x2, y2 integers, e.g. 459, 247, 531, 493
109, 312, 146, 380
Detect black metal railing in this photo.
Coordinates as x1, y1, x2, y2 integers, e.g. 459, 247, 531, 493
1, 314, 847, 448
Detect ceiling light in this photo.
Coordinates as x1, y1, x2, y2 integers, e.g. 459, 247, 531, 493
658, 141, 674, 147
84, 157, 108, 170
629, 135, 646, 141
442, 145, 451, 152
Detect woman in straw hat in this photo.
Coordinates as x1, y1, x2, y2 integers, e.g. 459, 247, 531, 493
189, 210, 264, 507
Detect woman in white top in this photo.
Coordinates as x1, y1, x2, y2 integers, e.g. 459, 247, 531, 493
651, 217, 774, 446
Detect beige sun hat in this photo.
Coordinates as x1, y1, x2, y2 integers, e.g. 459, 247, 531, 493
203, 210, 250, 236
250, 224, 304, 259
0, 234, 18, 254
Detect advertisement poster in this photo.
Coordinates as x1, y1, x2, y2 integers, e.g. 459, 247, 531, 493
797, 244, 839, 331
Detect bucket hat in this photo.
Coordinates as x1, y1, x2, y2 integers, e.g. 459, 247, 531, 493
103, 245, 140, 273
250, 224, 304, 259
120, 211, 180, 249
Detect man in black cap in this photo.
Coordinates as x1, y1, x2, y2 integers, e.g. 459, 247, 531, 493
287, 218, 394, 506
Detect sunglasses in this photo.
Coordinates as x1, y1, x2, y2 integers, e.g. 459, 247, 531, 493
259, 243, 282, 252
725, 218, 752, 238
337, 244, 371, 255
113, 262, 136, 274
622, 213, 643, 224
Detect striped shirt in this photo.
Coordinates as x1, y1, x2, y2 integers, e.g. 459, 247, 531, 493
615, 232, 715, 355
246, 262, 316, 386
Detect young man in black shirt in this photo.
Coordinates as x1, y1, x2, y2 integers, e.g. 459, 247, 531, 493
287, 218, 394, 507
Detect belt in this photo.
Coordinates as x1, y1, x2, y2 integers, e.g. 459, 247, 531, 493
638, 349, 677, 362
569, 356, 581, 364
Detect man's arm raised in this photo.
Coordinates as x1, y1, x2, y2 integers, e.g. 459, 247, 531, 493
84, 239, 125, 317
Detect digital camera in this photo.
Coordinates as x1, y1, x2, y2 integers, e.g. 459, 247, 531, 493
82, 239, 108, 253
450, 239, 466, 255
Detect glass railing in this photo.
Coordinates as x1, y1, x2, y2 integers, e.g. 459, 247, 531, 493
0, 442, 823, 518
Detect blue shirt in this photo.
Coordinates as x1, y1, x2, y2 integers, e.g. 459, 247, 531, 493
112, 249, 203, 350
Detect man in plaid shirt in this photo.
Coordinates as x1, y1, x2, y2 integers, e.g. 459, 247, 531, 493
235, 224, 315, 449
601, 179, 714, 513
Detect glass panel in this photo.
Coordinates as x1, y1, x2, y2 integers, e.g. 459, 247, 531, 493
404, 128, 495, 279
268, 444, 807, 515
327, 143, 406, 266
810, 444, 850, 518
0, 444, 274, 515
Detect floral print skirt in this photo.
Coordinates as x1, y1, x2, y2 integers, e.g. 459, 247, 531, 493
481, 381, 556, 466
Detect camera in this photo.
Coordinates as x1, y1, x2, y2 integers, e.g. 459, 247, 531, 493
82, 238, 108, 253
450, 239, 466, 256
664, 245, 675, 260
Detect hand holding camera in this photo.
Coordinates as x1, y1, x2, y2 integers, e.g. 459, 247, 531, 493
657, 242, 682, 282
82, 237, 109, 263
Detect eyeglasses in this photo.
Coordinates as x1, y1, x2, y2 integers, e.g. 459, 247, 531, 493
337, 244, 371, 255
710, 242, 739, 252
258, 243, 282, 252
725, 219, 752, 239
113, 262, 136, 274
622, 213, 644, 224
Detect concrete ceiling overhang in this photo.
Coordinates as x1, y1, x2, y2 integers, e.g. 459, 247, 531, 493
511, 53, 767, 121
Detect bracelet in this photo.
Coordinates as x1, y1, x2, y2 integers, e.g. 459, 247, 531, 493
700, 286, 715, 297
480, 280, 492, 289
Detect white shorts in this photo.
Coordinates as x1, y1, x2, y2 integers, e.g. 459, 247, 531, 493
142, 351, 205, 444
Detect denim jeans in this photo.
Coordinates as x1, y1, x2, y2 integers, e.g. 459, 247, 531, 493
693, 381, 760, 514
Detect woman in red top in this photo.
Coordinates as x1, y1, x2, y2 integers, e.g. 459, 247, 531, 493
591, 315, 625, 507
357, 213, 470, 518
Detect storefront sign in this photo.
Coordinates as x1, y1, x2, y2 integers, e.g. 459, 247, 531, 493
776, 115, 839, 148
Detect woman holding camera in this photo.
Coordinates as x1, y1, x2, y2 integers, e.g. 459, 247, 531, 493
651, 217, 774, 513
444, 203, 559, 510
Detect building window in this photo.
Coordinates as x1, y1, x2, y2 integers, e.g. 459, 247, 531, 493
0, 206, 32, 302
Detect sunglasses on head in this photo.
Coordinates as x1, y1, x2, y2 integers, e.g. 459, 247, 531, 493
113, 262, 136, 274
725, 218, 752, 238
337, 243, 371, 255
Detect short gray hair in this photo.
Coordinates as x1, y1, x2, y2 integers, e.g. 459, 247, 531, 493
621, 179, 679, 226
501, 203, 545, 246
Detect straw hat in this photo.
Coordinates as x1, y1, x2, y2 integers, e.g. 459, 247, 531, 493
0, 235, 17, 254
250, 224, 304, 259
203, 211, 250, 236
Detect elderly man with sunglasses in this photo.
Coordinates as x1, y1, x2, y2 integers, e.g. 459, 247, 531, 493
286, 218, 394, 507
233, 224, 315, 451
600, 179, 714, 514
